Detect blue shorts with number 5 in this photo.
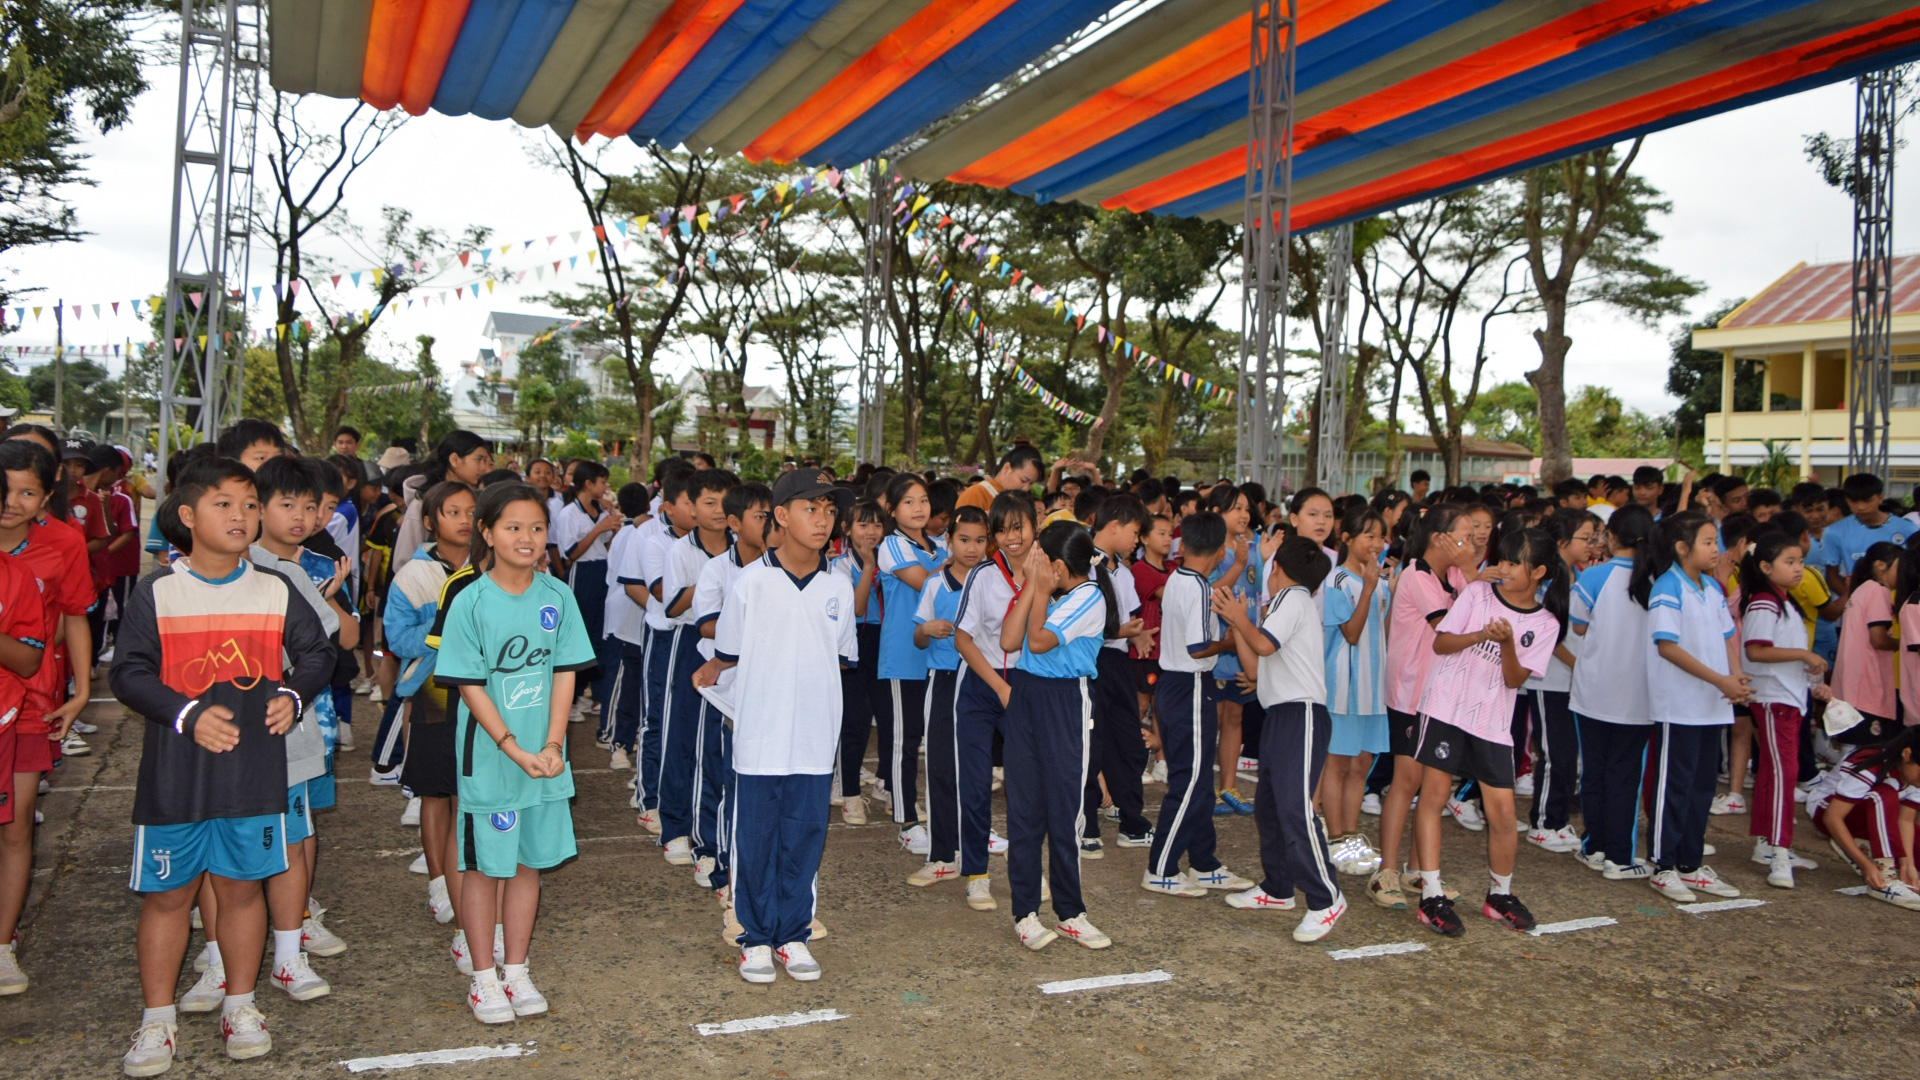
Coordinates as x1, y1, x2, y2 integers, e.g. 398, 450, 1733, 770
130, 814, 289, 893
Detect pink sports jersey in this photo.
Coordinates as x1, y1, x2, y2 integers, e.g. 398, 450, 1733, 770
1833, 579, 1896, 719
1417, 580, 1559, 745
1384, 561, 1453, 715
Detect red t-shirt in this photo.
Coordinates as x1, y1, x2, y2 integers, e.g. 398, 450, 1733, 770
97, 487, 140, 581
1130, 555, 1177, 661
15, 517, 95, 733
0, 551, 44, 729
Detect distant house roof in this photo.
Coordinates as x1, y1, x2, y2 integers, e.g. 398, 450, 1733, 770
1720, 255, 1920, 329
1399, 435, 1533, 460
484, 311, 569, 337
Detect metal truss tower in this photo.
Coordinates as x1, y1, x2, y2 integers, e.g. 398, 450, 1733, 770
1849, 69, 1897, 477
1236, 0, 1297, 494
854, 163, 894, 465
159, 0, 262, 464
1314, 223, 1354, 495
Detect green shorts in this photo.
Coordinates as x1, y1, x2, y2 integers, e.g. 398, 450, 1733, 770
458, 802, 576, 878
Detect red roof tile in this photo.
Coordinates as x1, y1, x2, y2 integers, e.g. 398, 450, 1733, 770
1721, 255, 1920, 328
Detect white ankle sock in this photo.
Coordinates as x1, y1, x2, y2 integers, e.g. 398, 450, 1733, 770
1489, 870, 1513, 896
272, 928, 302, 970
502, 962, 527, 981
142, 1005, 177, 1026
204, 941, 222, 969
1418, 870, 1442, 900
221, 991, 254, 1015
473, 966, 501, 988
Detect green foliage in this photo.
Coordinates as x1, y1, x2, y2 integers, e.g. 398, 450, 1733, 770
1747, 439, 1795, 491
547, 429, 599, 462
25, 354, 118, 427
1462, 381, 1540, 448
1564, 384, 1668, 458
1667, 299, 1761, 441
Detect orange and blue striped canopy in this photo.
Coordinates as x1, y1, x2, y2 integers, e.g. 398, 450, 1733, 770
269, 0, 1920, 229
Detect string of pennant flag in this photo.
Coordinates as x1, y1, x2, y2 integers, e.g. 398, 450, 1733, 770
345, 375, 438, 397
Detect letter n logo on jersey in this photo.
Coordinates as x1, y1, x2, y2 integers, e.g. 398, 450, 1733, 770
490, 811, 518, 832
539, 605, 560, 631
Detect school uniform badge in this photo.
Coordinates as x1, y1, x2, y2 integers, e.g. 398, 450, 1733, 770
491, 811, 519, 832
539, 605, 560, 631
826, 597, 840, 621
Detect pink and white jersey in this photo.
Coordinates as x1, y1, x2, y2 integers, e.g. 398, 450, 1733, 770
1416, 580, 1558, 745
1833, 579, 1896, 719
1384, 561, 1453, 715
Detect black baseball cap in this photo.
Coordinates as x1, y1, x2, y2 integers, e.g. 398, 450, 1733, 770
771, 467, 852, 516
60, 438, 93, 462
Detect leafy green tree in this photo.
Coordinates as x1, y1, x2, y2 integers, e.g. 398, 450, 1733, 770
502, 335, 592, 458
1666, 298, 1761, 442
1462, 380, 1539, 448
26, 353, 116, 426
1564, 384, 1667, 457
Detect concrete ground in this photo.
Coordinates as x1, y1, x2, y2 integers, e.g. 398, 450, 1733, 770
5, 680, 1919, 1079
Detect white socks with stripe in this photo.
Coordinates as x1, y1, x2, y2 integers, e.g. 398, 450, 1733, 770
1418, 869, 1442, 900
1489, 870, 1513, 896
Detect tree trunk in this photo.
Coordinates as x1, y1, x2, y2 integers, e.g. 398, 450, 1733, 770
1529, 302, 1572, 486
1383, 353, 1405, 491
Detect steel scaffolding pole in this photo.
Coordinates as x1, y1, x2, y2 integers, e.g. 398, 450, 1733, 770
1314, 223, 1353, 495
1236, 0, 1297, 494
1849, 69, 1897, 478
159, 0, 261, 467
855, 163, 893, 465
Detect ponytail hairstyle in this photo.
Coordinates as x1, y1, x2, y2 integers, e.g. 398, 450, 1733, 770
423, 429, 490, 488
567, 460, 610, 508
1334, 504, 1385, 565
1487, 509, 1533, 562
1498, 525, 1570, 642
468, 481, 547, 571
1604, 502, 1656, 562
1852, 724, 1920, 786
1630, 509, 1708, 609
1850, 540, 1905, 596
882, 471, 932, 544
1738, 528, 1803, 619
1406, 502, 1466, 568
1037, 520, 1119, 639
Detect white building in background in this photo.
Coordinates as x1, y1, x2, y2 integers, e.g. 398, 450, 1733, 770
667, 369, 790, 452
451, 311, 620, 443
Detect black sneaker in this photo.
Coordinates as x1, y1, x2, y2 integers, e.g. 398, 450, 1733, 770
1482, 891, 1536, 932
1417, 894, 1464, 937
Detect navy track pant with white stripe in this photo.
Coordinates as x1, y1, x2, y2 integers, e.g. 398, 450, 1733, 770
1254, 701, 1338, 911
656, 627, 701, 841
1003, 669, 1090, 923
955, 669, 1005, 878
730, 771, 830, 948
924, 668, 962, 864
1146, 670, 1221, 879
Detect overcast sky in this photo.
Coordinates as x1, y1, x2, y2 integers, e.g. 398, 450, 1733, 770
3, 57, 1914, 429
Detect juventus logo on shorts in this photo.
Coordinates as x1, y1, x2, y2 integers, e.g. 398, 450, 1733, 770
151, 849, 174, 880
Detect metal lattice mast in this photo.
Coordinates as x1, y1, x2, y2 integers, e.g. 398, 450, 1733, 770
1314, 223, 1353, 495
855, 163, 893, 464
1849, 69, 1897, 477
159, 0, 262, 466
1236, 0, 1297, 493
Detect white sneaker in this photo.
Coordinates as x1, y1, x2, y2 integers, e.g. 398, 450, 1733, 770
1185, 866, 1254, 891
1292, 894, 1348, 942
694, 856, 716, 888
502, 967, 548, 1016
568, 697, 589, 721
1055, 914, 1111, 949
220, 1002, 272, 1059
409, 853, 429, 874
1649, 869, 1697, 902
1575, 848, 1608, 872
608, 747, 631, 771
1142, 871, 1208, 898
1872, 880, 1920, 910
369, 767, 402, 787
908, 860, 959, 887
336, 723, 355, 752
1359, 792, 1382, 816
451, 931, 473, 976
1766, 848, 1795, 889
1751, 838, 1817, 870
1526, 827, 1580, 853
60, 734, 90, 756
179, 963, 226, 1012
468, 975, 515, 1023
368, 685, 386, 703
636, 808, 662, 835
991, 766, 1004, 791
840, 795, 867, 826
1709, 792, 1747, 815
966, 876, 997, 910
859, 767, 877, 784
1079, 837, 1104, 860
1445, 797, 1486, 831
427, 877, 455, 924
1602, 859, 1653, 881
775, 941, 822, 980
1015, 913, 1058, 951
987, 830, 1009, 855
1224, 886, 1296, 910
301, 913, 346, 956
1329, 834, 1383, 876
1237, 756, 1259, 774
122, 1020, 177, 1077
898, 823, 930, 855
1678, 865, 1740, 898
192, 940, 212, 972
1513, 772, 1535, 797
400, 796, 421, 827
270, 953, 331, 1000
663, 836, 693, 865
738, 945, 776, 984
1115, 829, 1153, 849
1793, 783, 1810, 804
353, 677, 372, 695
71, 719, 97, 734
870, 781, 892, 810
1702, 843, 1717, 857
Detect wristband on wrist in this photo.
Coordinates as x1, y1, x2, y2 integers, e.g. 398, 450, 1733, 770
174, 700, 199, 735
275, 686, 302, 716
495, 731, 516, 749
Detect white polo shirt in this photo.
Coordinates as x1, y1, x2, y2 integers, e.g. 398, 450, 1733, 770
1098, 549, 1142, 652
1256, 585, 1323, 708
1568, 557, 1648, 726
1741, 591, 1810, 708
552, 499, 612, 567
1157, 567, 1218, 674
638, 526, 678, 632
954, 555, 1021, 672
1647, 565, 1737, 726
714, 551, 857, 776
603, 524, 648, 644
662, 530, 724, 629
692, 545, 747, 661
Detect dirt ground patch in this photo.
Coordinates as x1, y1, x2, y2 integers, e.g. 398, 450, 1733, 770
5, 680, 1918, 1079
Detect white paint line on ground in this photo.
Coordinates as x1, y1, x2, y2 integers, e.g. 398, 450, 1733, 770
46, 785, 136, 793
1836, 885, 1871, 896
340, 1043, 534, 1072
1038, 969, 1173, 995
1327, 941, 1429, 961
1527, 916, 1618, 937
694, 1009, 851, 1037
1675, 898, 1768, 914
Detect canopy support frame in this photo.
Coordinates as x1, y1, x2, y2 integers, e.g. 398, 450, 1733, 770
1849, 68, 1897, 478
1315, 222, 1353, 496
1236, 0, 1297, 494
855, 162, 893, 465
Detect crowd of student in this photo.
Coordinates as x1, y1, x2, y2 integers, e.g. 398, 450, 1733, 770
0, 419, 1912, 1076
